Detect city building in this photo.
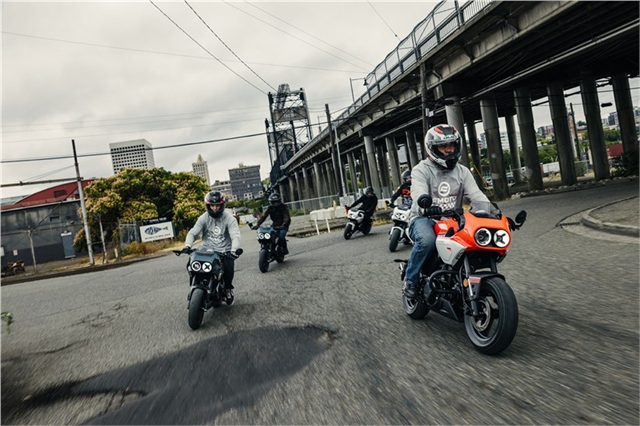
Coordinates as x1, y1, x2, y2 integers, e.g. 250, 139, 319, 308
228, 164, 263, 201
192, 154, 210, 186
211, 179, 233, 201
109, 139, 156, 174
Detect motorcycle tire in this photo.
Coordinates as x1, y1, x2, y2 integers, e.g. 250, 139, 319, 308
258, 249, 270, 273
343, 223, 353, 240
188, 288, 206, 330
464, 277, 518, 355
403, 289, 429, 319
275, 248, 285, 263
389, 228, 401, 252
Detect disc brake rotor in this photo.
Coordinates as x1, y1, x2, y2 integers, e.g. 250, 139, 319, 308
473, 295, 497, 332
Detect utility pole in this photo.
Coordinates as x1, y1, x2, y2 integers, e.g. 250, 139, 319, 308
420, 62, 430, 154
72, 139, 94, 266
325, 104, 343, 196
570, 103, 583, 161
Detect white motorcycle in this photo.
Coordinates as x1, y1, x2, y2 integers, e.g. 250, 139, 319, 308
343, 206, 372, 240
388, 202, 413, 252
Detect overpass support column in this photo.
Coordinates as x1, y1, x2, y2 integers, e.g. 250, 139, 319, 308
376, 143, 391, 197
465, 118, 484, 188
514, 87, 543, 191
324, 162, 336, 195
385, 136, 401, 189
547, 82, 577, 185
287, 178, 295, 204
295, 170, 303, 202
313, 162, 323, 199
278, 182, 287, 201
445, 96, 470, 169
405, 129, 420, 167
612, 74, 639, 153
347, 151, 359, 194
364, 135, 381, 197
480, 97, 509, 200
580, 77, 610, 180
301, 167, 310, 200
505, 113, 523, 184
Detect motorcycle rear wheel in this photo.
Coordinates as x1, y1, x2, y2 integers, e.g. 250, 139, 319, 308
258, 249, 270, 273
188, 288, 206, 330
403, 289, 429, 319
464, 277, 518, 355
389, 228, 401, 252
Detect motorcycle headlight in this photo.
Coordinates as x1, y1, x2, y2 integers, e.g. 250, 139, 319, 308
258, 233, 264, 240
493, 229, 510, 248
475, 228, 492, 246
265, 233, 271, 239
191, 261, 202, 272
400, 214, 406, 220
202, 262, 212, 273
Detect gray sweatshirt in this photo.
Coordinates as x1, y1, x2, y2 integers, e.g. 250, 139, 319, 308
408, 158, 490, 224
185, 210, 241, 252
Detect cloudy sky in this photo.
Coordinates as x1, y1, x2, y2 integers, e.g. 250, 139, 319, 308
2, 1, 638, 200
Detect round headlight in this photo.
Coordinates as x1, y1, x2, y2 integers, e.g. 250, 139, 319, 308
493, 229, 510, 248
191, 261, 202, 272
202, 262, 212, 272
265, 233, 271, 239
475, 228, 492, 246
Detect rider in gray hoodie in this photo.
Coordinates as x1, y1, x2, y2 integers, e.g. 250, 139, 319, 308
184, 191, 241, 302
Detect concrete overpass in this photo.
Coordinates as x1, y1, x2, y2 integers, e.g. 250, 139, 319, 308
273, 0, 639, 206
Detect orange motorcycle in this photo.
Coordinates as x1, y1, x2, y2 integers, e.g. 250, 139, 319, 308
399, 197, 527, 355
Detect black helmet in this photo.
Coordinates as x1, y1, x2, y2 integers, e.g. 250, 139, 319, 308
364, 187, 374, 196
425, 124, 461, 170
402, 170, 412, 184
268, 192, 282, 205
204, 191, 225, 218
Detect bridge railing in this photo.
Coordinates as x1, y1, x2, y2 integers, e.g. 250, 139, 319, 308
284, 0, 493, 169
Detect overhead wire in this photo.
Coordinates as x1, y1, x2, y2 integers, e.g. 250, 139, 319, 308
366, 1, 400, 41
148, 0, 268, 94
184, 0, 277, 92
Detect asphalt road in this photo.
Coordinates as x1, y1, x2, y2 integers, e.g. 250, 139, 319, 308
2, 179, 638, 425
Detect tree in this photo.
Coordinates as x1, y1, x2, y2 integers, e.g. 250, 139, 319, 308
76, 168, 209, 250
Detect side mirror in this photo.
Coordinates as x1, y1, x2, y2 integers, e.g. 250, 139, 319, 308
515, 210, 527, 226
236, 248, 244, 256
417, 194, 433, 208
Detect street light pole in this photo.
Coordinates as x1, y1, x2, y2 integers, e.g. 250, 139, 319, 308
349, 78, 368, 103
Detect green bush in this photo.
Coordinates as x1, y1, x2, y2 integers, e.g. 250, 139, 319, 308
611, 151, 639, 177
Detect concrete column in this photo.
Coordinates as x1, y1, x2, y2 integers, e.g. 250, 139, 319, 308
385, 136, 401, 189
445, 96, 470, 168
295, 170, 304, 201
278, 182, 287, 201
580, 76, 610, 180
348, 151, 359, 193
324, 162, 336, 195
465, 118, 485, 189
514, 87, 544, 190
547, 81, 577, 185
612, 73, 639, 153
405, 129, 420, 167
301, 166, 311, 200
313, 162, 323, 198
287, 178, 295, 204
364, 135, 381, 196
376, 143, 391, 197
505, 113, 523, 184
480, 97, 509, 200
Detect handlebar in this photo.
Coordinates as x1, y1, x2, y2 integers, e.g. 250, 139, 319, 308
173, 248, 243, 258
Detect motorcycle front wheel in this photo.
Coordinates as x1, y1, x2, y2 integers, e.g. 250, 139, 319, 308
188, 288, 206, 330
258, 248, 270, 273
464, 277, 518, 355
389, 228, 401, 252
343, 223, 353, 240
402, 289, 429, 319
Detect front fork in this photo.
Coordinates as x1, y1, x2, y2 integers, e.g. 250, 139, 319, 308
462, 257, 502, 317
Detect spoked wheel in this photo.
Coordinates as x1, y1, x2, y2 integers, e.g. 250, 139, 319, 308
389, 228, 401, 252
188, 288, 206, 330
464, 277, 518, 355
402, 287, 429, 319
258, 249, 270, 273
343, 223, 353, 240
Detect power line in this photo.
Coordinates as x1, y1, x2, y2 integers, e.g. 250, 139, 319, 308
244, 1, 374, 68
367, 1, 400, 41
148, 0, 269, 94
221, 0, 369, 73
184, 0, 277, 92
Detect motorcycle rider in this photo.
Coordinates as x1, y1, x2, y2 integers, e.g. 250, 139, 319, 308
347, 186, 379, 225
403, 124, 493, 299
252, 192, 291, 255
183, 191, 241, 303
389, 170, 413, 207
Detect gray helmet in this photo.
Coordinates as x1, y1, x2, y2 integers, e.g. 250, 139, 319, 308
402, 170, 411, 184
268, 192, 282, 205
425, 124, 461, 170
205, 191, 225, 218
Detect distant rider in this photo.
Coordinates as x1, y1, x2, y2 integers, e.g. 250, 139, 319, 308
348, 186, 378, 225
252, 192, 291, 255
403, 124, 493, 299
183, 191, 241, 303
389, 170, 413, 207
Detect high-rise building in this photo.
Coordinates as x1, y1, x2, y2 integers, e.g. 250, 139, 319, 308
228, 163, 263, 201
109, 139, 155, 174
192, 154, 210, 185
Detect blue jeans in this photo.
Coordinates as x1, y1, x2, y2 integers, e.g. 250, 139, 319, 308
405, 217, 437, 286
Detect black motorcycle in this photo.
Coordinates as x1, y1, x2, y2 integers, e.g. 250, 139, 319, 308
173, 247, 243, 330
250, 223, 287, 273
343, 206, 372, 240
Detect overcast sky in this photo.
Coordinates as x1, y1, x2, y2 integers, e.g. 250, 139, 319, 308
2, 1, 638, 200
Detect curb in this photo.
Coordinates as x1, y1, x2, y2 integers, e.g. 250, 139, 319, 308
581, 201, 640, 238
512, 175, 638, 199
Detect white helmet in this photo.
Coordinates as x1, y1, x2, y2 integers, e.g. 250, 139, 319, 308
425, 124, 461, 170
